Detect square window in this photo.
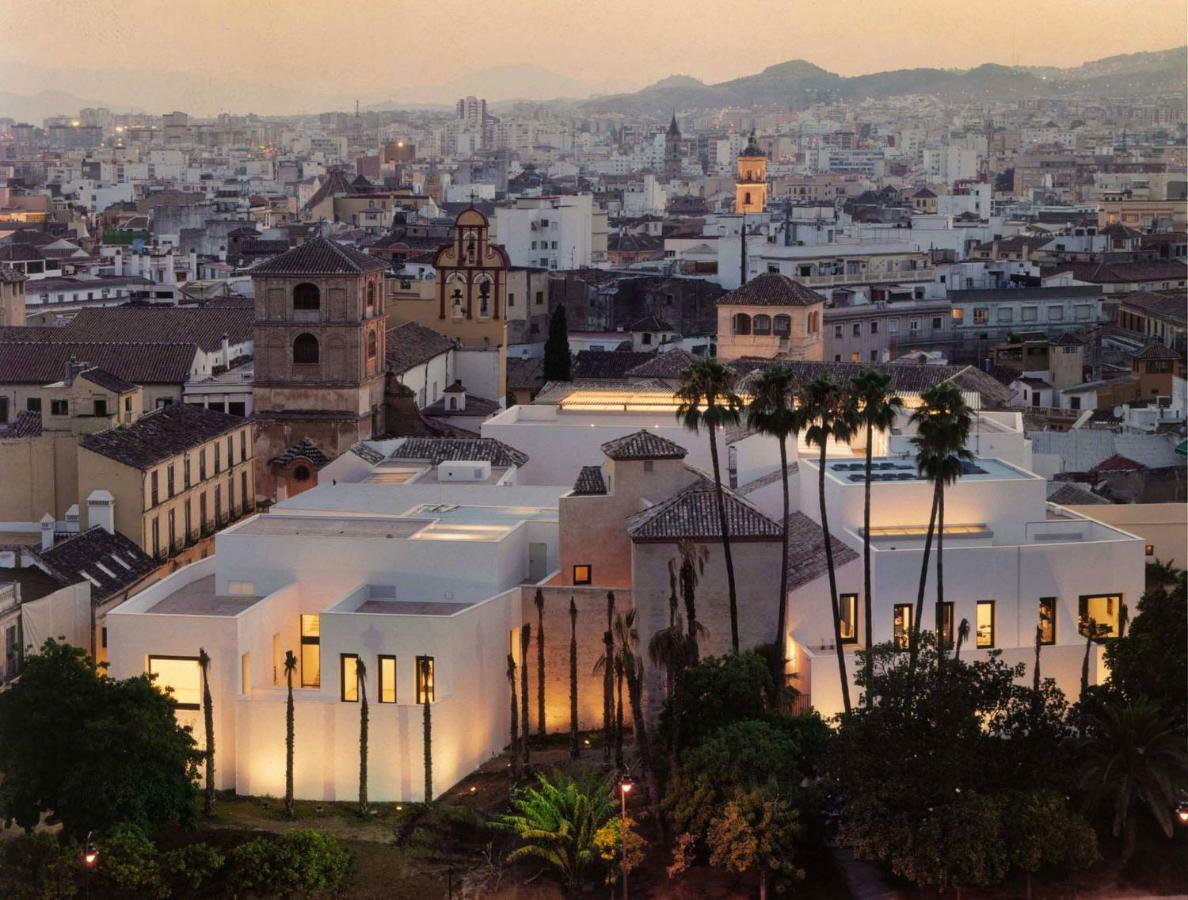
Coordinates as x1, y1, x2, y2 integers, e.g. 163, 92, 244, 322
1079, 594, 1121, 638
1144, 544, 1154, 556
51, 399, 68, 416
976, 600, 995, 648
838, 594, 858, 643
573, 564, 592, 585
148, 655, 201, 709
378, 655, 397, 703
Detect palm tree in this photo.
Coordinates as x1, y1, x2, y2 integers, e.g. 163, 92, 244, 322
198, 647, 215, 816
420, 656, 433, 803
602, 591, 615, 763
1078, 697, 1188, 866
520, 624, 532, 771
501, 770, 614, 893
648, 615, 692, 766
534, 589, 546, 737
798, 375, 858, 715
676, 359, 744, 652
746, 364, 800, 683
674, 539, 707, 663
283, 650, 296, 818
569, 597, 579, 759
909, 383, 973, 668
614, 610, 665, 843
850, 369, 903, 699
355, 658, 369, 815
614, 654, 626, 769
507, 653, 520, 776
953, 619, 970, 661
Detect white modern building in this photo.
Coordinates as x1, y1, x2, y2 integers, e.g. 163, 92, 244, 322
491, 194, 604, 269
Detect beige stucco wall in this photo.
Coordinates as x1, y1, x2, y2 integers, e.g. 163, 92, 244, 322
0, 433, 77, 521
1064, 502, 1186, 566
716, 302, 824, 362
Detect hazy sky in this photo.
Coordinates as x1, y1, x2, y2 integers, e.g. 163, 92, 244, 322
0, 0, 1183, 113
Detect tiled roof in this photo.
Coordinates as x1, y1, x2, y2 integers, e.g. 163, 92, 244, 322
717, 273, 825, 308
1029, 430, 1181, 473
1134, 339, 1181, 361
269, 437, 330, 469
627, 475, 783, 541
0, 341, 200, 385
733, 359, 1013, 405
784, 512, 860, 590
573, 350, 654, 379
0, 409, 42, 438
300, 169, 355, 211
1047, 482, 1110, 506
422, 393, 502, 419
386, 320, 456, 374
389, 436, 528, 467
1090, 454, 1145, 473
507, 356, 544, 391
348, 442, 386, 464
601, 430, 688, 461
79, 404, 247, 470
1117, 291, 1187, 326
61, 305, 253, 353
251, 237, 388, 275
0, 264, 26, 283
572, 465, 607, 496
628, 314, 675, 332
1045, 260, 1187, 285
35, 526, 158, 605
78, 367, 136, 394
624, 348, 698, 379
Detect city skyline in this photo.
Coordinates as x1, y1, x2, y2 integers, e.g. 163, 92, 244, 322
0, 0, 1185, 115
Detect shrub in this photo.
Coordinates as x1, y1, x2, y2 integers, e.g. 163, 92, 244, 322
160, 843, 226, 898
229, 830, 350, 897
95, 823, 164, 897
0, 832, 81, 899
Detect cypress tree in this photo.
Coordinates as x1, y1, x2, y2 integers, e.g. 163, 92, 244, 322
543, 305, 571, 382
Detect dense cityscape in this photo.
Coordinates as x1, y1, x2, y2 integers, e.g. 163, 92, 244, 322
0, 3, 1185, 896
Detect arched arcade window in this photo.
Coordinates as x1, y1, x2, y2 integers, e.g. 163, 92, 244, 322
773, 314, 791, 336
293, 333, 320, 365
367, 331, 378, 359
753, 314, 771, 336
733, 312, 752, 335
294, 282, 320, 310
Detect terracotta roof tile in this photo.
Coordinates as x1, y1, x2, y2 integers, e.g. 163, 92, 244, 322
389, 437, 528, 467
269, 438, 330, 469
627, 475, 783, 541
36, 526, 158, 605
784, 512, 860, 589
79, 404, 247, 470
0, 409, 42, 438
251, 237, 387, 275
0, 341, 200, 385
573, 350, 653, 379
386, 321, 456, 374
572, 465, 607, 496
716, 273, 825, 308
601, 430, 688, 461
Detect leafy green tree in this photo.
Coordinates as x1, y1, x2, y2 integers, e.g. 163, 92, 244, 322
0, 832, 82, 899
283, 650, 297, 818
1077, 697, 1188, 866
501, 770, 613, 892
797, 374, 858, 713
357, 657, 369, 816
569, 596, 580, 758
543, 305, 572, 382
706, 787, 805, 900
746, 364, 801, 679
534, 588, 547, 736
198, 647, 215, 816
663, 651, 773, 750
0, 640, 199, 839
594, 815, 647, 884
849, 369, 903, 699
676, 359, 744, 652
1003, 789, 1098, 898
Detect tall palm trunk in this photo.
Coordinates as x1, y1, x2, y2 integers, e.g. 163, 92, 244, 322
680, 558, 700, 663
623, 657, 664, 844
520, 624, 531, 771
775, 436, 791, 690
1080, 618, 1097, 697
569, 598, 579, 758
603, 593, 615, 763
909, 486, 940, 676
357, 661, 369, 816
707, 427, 740, 653
285, 663, 294, 818
614, 655, 625, 770
535, 590, 546, 737
862, 422, 874, 704
935, 484, 946, 669
818, 444, 852, 715
422, 683, 433, 804
507, 654, 519, 776
199, 648, 215, 816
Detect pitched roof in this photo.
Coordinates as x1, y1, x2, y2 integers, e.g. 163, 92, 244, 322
0, 264, 26, 283
251, 237, 387, 275
1116, 290, 1187, 326
269, 437, 330, 469
625, 348, 698, 379
628, 314, 675, 332
78, 367, 136, 394
717, 273, 825, 308
1029, 430, 1181, 473
507, 355, 544, 391
626, 475, 783, 541
1045, 260, 1187, 285
573, 350, 655, 380
784, 512, 860, 590
0, 341, 200, 385
35, 526, 158, 605
61, 305, 253, 353
1134, 339, 1181, 361
1090, 454, 1145, 474
572, 465, 607, 496
301, 169, 355, 211
389, 436, 528, 467
1047, 482, 1110, 506
79, 404, 247, 470
0, 409, 42, 438
601, 430, 688, 461
386, 320, 456, 374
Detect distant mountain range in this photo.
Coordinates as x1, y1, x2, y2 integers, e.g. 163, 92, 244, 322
580, 47, 1188, 115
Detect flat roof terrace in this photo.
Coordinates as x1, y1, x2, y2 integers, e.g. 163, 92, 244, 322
355, 599, 477, 616
234, 515, 432, 539
146, 574, 264, 616
824, 456, 1034, 484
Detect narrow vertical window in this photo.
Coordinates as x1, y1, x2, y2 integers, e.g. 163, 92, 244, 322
976, 601, 995, 649
892, 604, 912, 650
940, 602, 955, 647
416, 656, 435, 704
1038, 598, 1056, 645
340, 653, 359, 702
838, 594, 858, 644
300, 614, 320, 688
378, 655, 397, 704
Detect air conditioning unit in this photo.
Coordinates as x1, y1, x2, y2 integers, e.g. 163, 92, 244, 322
437, 461, 491, 482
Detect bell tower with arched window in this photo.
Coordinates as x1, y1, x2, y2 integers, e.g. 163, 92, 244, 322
736, 131, 768, 214
431, 207, 510, 351
249, 237, 389, 500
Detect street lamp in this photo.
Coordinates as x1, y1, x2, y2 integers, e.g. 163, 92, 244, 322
618, 775, 634, 900
1176, 800, 1188, 826
83, 831, 98, 898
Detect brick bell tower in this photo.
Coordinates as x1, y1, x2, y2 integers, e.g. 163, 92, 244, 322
250, 237, 388, 500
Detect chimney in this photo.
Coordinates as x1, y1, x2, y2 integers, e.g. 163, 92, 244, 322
64, 354, 87, 386
87, 489, 115, 534
114, 248, 123, 276
444, 380, 466, 412
221, 332, 231, 368
39, 513, 54, 551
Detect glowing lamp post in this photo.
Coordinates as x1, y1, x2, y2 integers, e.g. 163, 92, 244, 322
1176, 800, 1188, 826
618, 774, 634, 900
83, 831, 98, 898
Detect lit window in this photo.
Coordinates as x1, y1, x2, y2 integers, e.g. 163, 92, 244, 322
892, 604, 912, 650
940, 602, 955, 647
378, 655, 397, 704
838, 594, 858, 644
573, 564, 592, 585
148, 655, 201, 709
976, 600, 995, 648
341, 654, 359, 702
1079, 594, 1121, 639
1038, 597, 1056, 646
1144, 544, 1154, 557
416, 656, 435, 704
300, 614, 320, 688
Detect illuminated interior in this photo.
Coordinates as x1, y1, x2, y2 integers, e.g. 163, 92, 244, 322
300, 614, 320, 688
976, 600, 996, 648
867, 524, 991, 539
1079, 594, 1121, 638
416, 656, 435, 703
340, 654, 359, 702
148, 655, 201, 709
379, 655, 397, 704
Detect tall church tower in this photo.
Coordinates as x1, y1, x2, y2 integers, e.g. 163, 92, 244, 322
250, 237, 389, 500
735, 131, 768, 214
663, 113, 682, 181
